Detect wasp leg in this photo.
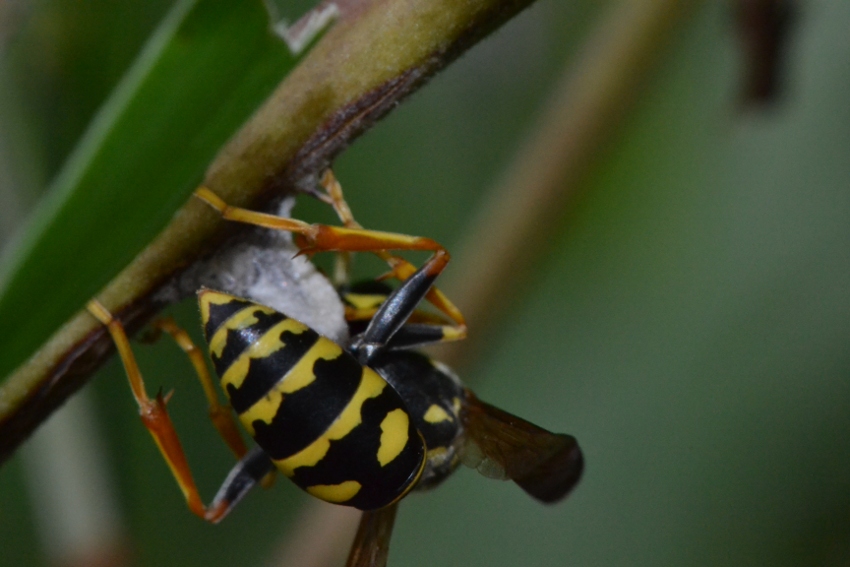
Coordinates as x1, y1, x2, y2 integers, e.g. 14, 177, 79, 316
319, 169, 467, 336
150, 317, 247, 460
341, 283, 463, 350
313, 169, 357, 287
208, 446, 275, 522
380, 256, 466, 338
195, 186, 442, 255
87, 300, 236, 523
346, 306, 452, 326
196, 183, 468, 333
382, 323, 466, 350
350, 252, 456, 364
345, 503, 399, 567
342, 277, 458, 329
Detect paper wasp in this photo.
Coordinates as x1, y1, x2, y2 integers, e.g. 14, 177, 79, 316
87, 171, 583, 566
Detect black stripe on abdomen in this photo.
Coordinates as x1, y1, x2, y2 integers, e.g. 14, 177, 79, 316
290, 386, 425, 510
225, 327, 320, 414
203, 297, 255, 342
209, 309, 288, 377
249, 351, 363, 459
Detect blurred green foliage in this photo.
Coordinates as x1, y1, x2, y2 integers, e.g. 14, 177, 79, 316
2, 1, 850, 567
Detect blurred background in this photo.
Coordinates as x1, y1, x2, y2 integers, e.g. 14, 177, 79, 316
2, 1, 850, 566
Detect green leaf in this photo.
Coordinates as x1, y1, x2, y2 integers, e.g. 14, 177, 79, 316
0, 0, 298, 380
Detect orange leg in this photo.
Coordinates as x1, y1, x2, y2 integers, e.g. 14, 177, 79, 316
194, 186, 443, 255
341, 282, 466, 347
345, 305, 454, 327
318, 170, 466, 337
149, 317, 247, 460
150, 318, 275, 488
87, 300, 232, 523
195, 173, 467, 340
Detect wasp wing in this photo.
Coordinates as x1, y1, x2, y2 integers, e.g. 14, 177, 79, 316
462, 393, 583, 503
345, 503, 399, 567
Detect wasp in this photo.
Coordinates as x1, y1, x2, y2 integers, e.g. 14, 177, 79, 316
87, 171, 583, 567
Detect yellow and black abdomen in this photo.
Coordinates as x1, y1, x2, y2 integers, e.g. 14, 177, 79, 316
370, 351, 466, 490
198, 290, 426, 511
